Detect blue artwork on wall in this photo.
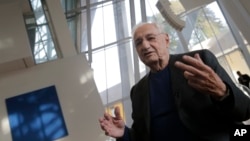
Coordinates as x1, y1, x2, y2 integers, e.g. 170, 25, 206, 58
5, 85, 68, 141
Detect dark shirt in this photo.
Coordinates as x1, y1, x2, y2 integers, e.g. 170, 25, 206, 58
149, 66, 193, 141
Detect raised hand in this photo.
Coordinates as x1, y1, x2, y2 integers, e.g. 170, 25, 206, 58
174, 53, 227, 99
99, 106, 125, 138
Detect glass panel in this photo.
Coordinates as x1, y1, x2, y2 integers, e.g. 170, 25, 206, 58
92, 45, 122, 105
113, 0, 131, 40
90, 5, 104, 48
90, 0, 101, 4
239, 31, 250, 54
60, 0, 78, 12
205, 2, 250, 81
134, 0, 142, 24
91, 2, 117, 49
145, 0, 164, 22
67, 17, 77, 48
31, 0, 46, 24
61, 0, 87, 53
182, 1, 250, 82
33, 25, 57, 63
102, 2, 117, 44
163, 22, 184, 54
80, 10, 88, 52
124, 0, 132, 37
224, 50, 250, 82
28, 0, 58, 64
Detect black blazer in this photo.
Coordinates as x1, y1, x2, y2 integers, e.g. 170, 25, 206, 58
126, 49, 250, 141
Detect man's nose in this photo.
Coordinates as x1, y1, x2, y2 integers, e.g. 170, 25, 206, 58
141, 40, 150, 50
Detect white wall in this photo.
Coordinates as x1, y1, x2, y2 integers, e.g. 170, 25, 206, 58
0, 1, 32, 64
0, 55, 108, 141
239, 0, 250, 16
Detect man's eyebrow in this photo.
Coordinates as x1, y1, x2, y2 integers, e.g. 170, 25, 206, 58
135, 33, 156, 39
134, 33, 158, 41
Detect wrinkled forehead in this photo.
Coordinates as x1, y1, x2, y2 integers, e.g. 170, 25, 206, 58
133, 23, 160, 40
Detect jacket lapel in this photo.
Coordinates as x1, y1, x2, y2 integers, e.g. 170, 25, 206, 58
169, 55, 183, 99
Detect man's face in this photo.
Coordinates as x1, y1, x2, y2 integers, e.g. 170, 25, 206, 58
133, 24, 170, 67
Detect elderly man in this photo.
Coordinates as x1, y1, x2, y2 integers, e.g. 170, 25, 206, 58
99, 22, 250, 141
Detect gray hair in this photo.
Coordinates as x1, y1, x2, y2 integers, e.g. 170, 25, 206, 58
131, 22, 165, 39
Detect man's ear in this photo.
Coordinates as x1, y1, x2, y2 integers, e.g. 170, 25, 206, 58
164, 33, 170, 47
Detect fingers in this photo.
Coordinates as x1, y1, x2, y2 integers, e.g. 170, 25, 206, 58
175, 53, 213, 79
183, 71, 194, 79
104, 112, 112, 121
182, 54, 205, 69
99, 114, 113, 134
174, 53, 227, 97
114, 106, 122, 120
98, 107, 125, 138
99, 112, 112, 127
175, 61, 208, 79
175, 54, 209, 87
180, 54, 208, 71
194, 53, 201, 61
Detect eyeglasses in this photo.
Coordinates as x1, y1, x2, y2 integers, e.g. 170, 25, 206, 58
134, 33, 163, 47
